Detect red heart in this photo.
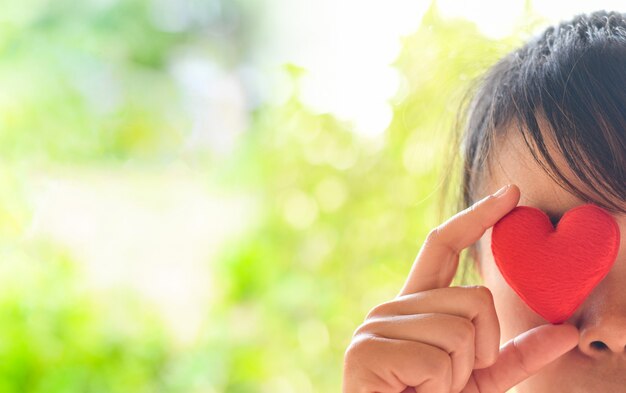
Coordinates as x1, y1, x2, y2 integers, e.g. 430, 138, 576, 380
491, 203, 621, 324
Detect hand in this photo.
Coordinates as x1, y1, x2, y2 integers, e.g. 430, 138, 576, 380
342, 184, 579, 393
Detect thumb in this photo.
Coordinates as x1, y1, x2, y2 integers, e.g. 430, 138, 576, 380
466, 323, 579, 393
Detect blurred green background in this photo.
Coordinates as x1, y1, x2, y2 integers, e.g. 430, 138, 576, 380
0, 0, 599, 391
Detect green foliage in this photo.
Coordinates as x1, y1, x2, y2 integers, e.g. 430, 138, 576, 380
0, 1, 546, 392
209, 5, 526, 390
0, 0, 259, 164
0, 240, 173, 392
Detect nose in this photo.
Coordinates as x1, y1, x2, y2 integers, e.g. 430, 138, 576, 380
575, 274, 626, 358
574, 226, 626, 358
578, 314, 626, 357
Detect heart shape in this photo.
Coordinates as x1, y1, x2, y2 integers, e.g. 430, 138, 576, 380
491, 203, 621, 324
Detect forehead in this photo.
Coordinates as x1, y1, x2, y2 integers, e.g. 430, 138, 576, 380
478, 126, 589, 217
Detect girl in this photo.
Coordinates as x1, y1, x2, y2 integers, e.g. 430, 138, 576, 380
343, 10, 626, 393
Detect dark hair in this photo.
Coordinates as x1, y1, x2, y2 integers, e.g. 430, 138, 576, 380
443, 10, 626, 284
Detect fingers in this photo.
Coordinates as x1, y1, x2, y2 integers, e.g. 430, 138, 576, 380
399, 184, 520, 296
345, 334, 453, 393
367, 286, 500, 369
355, 313, 475, 392
466, 323, 580, 393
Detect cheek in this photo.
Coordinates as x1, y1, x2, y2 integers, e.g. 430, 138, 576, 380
478, 228, 546, 344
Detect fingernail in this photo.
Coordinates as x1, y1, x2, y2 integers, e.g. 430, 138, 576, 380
493, 184, 510, 198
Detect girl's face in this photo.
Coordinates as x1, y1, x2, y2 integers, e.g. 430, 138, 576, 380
475, 130, 626, 392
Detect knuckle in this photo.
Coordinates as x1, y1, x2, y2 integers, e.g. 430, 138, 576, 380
425, 225, 461, 255
364, 301, 392, 320
430, 348, 452, 380
512, 337, 532, 376
450, 317, 476, 347
470, 285, 495, 305
351, 321, 370, 338
425, 226, 443, 244
352, 318, 383, 337
344, 337, 362, 360
345, 333, 378, 359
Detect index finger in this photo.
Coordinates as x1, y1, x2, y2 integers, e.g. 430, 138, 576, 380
398, 183, 520, 296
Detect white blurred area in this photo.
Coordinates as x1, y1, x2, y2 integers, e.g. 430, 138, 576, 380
265, 0, 430, 138
265, 0, 626, 138
27, 165, 258, 345
26, 0, 626, 344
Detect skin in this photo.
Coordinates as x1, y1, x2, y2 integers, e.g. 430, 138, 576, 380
474, 128, 626, 392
